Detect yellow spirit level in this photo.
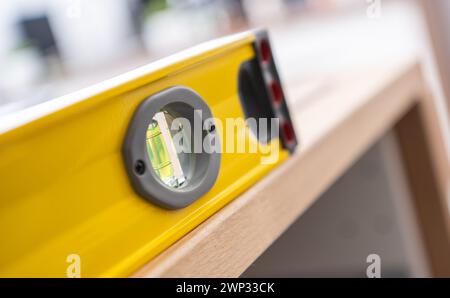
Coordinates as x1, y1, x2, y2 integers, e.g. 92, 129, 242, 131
0, 29, 297, 277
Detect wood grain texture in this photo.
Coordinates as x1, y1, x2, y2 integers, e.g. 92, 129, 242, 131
133, 61, 450, 277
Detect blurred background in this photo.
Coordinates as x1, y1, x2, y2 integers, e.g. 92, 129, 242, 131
1, 0, 448, 122
1, 0, 450, 277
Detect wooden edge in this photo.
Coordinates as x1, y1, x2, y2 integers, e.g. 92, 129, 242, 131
419, 0, 450, 118
132, 62, 433, 277
394, 65, 450, 276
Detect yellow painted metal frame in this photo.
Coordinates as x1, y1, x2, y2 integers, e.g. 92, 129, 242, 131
0, 31, 289, 277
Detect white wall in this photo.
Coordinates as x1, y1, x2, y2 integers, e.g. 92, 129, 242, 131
0, 0, 137, 72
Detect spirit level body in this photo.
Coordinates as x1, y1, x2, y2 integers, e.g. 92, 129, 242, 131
0, 32, 290, 277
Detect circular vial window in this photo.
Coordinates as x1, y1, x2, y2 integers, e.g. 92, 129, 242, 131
123, 87, 220, 209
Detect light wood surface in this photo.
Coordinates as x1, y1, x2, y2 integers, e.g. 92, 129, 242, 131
420, 0, 450, 118
133, 60, 450, 277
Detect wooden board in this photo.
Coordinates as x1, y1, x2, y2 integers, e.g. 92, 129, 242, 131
133, 60, 450, 277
